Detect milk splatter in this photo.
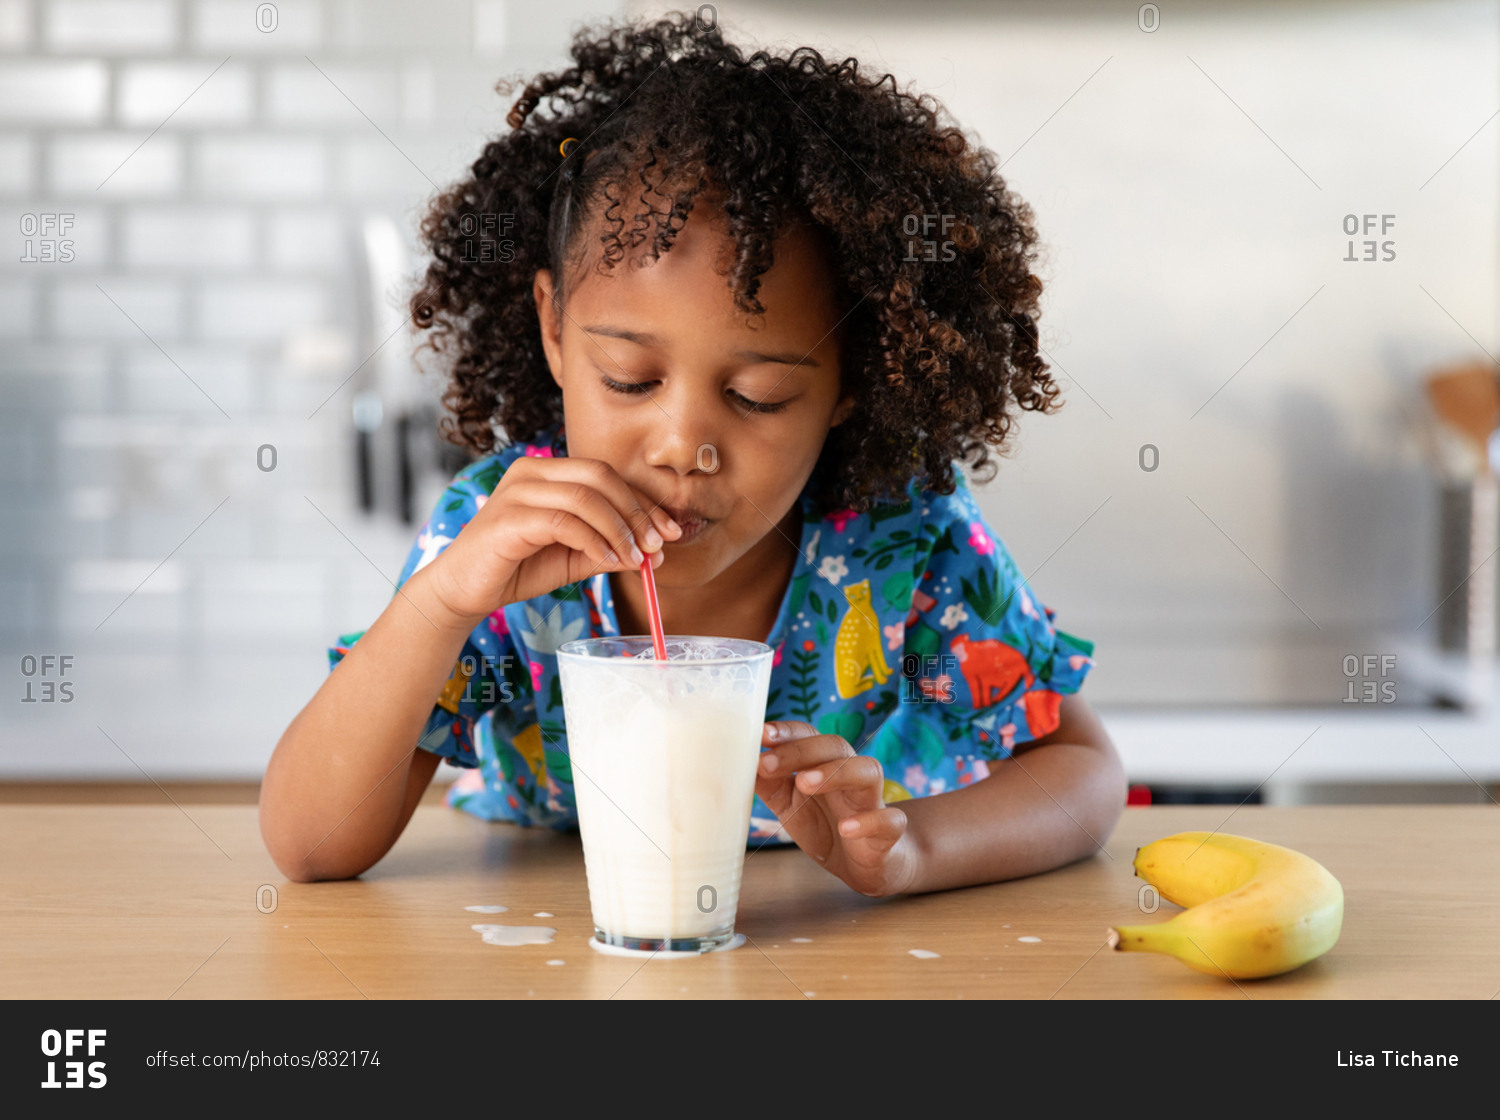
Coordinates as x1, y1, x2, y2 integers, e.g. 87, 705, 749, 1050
545, 959, 565, 966
908, 949, 941, 959
472, 923, 556, 946
533, 912, 555, 918
466, 905, 509, 914
1017, 936, 1041, 943
791, 937, 812, 943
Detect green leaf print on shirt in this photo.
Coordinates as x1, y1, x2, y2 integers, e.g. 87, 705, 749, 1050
961, 565, 1014, 627
866, 714, 945, 771
787, 646, 821, 722
881, 569, 913, 610
906, 619, 941, 660
867, 497, 913, 528
818, 709, 864, 746
543, 745, 573, 784
788, 572, 811, 617
468, 461, 503, 494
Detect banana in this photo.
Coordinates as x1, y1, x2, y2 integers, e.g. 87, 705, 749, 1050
1109, 832, 1343, 980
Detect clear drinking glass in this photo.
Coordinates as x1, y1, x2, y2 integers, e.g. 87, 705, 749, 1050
555, 635, 775, 952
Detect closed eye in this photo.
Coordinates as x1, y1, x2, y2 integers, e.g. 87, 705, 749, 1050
598, 374, 791, 414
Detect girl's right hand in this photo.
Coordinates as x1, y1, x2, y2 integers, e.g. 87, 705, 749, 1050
418, 455, 682, 628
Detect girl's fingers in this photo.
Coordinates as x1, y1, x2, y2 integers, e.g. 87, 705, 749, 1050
517, 456, 681, 554
509, 504, 659, 575
836, 806, 907, 850
757, 731, 854, 777
794, 755, 883, 804
506, 478, 650, 564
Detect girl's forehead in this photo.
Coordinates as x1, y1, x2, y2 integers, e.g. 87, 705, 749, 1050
562, 218, 840, 346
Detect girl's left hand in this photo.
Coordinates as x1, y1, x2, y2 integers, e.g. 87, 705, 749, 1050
755, 721, 921, 897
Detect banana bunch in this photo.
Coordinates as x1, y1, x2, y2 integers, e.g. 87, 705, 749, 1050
1110, 832, 1343, 980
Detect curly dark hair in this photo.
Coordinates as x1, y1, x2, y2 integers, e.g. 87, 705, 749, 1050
409, 9, 1062, 516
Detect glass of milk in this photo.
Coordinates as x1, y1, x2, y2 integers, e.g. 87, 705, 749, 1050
556, 635, 775, 952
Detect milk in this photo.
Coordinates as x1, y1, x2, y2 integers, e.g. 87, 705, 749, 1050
557, 637, 774, 950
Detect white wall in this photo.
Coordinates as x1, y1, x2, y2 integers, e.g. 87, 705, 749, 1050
2, 0, 1496, 779
628, 0, 1499, 705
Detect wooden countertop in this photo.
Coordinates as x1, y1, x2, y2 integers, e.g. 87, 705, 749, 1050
3, 804, 1496, 999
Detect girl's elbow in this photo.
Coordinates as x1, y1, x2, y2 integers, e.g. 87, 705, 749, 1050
259, 803, 372, 883
1088, 732, 1129, 837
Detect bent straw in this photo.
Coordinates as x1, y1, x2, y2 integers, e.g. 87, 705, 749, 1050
640, 551, 669, 661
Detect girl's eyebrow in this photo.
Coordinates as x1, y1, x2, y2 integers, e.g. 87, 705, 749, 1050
581, 324, 819, 369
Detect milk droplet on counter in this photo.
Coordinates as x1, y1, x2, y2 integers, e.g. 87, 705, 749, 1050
1017, 936, 1041, 943
472, 923, 556, 946
466, 905, 509, 914
545, 959, 565, 966
791, 937, 812, 943
908, 949, 941, 959
533, 912, 555, 918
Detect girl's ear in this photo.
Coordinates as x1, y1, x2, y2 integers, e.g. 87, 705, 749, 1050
533, 269, 564, 387
831, 393, 855, 427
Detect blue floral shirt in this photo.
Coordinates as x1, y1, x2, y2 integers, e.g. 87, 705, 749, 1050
328, 422, 1096, 843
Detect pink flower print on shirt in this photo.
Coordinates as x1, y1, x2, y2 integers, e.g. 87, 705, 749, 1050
968, 522, 994, 557
826, 508, 859, 534
487, 610, 509, 638
999, 722, 1017, 750
772, 640, 785, 668
903, 764, 929, 796
883, 621, 905, 651
524, 445, 553, 458
1069, 654, 1090, 671
474, 494, 487, 509
529, 659, 543, 692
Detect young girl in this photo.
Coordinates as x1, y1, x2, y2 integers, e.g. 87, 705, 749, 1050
261, 12, 1125, 897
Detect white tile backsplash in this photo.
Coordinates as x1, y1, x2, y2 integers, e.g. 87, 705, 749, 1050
2, 0, 1493, 781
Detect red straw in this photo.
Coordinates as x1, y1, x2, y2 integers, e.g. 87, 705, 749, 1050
639, 552, 669, 660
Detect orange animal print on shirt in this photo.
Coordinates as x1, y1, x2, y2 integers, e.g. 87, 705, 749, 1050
951, 632, 1033, 709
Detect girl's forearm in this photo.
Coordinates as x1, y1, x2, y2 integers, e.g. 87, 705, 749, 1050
897, 710, 1127, 894
259, 567, 480, 881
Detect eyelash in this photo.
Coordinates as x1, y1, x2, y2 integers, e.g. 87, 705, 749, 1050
598, 374, 791, 414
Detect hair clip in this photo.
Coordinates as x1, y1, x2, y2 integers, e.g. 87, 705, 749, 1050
559, 137, 579, 159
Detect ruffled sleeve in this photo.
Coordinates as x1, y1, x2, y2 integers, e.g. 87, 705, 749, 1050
901, 475, 1095, 756
325, 453, 531, 769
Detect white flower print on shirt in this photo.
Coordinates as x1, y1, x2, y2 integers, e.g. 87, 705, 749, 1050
818, 555, 848, 584
804, 528, 821, 566
940, 602, 968, 630
413, 530, 453, 573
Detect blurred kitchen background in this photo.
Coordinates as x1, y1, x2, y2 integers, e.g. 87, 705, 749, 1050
2, 0, 1498, 805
